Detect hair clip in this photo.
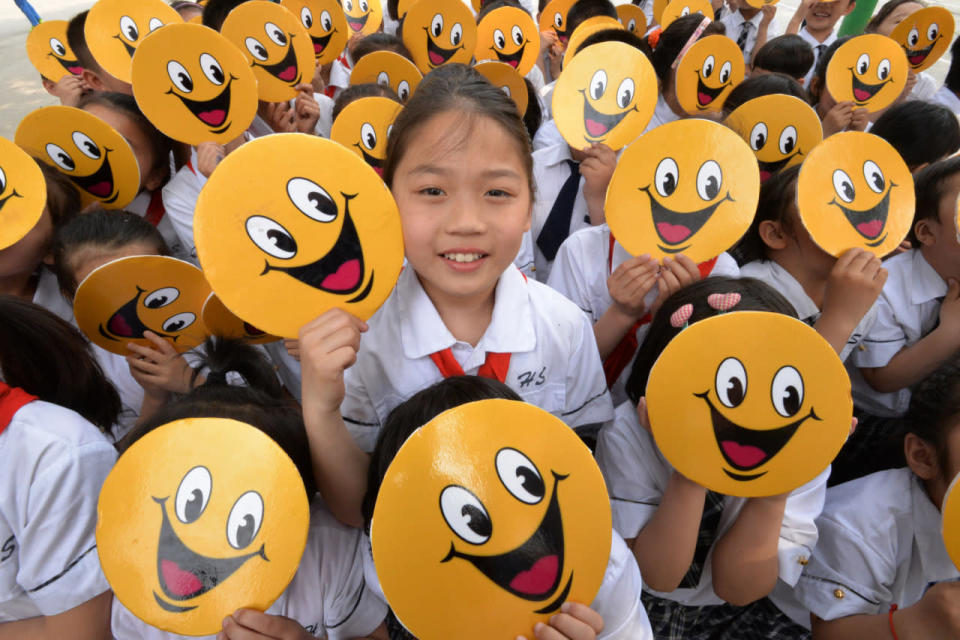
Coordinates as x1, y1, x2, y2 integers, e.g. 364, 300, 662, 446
670, 303, 694, 328
671, 16, 713, 70
707, 292, 742, 312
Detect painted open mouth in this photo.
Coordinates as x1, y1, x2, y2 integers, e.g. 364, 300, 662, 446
170, 76, 235, 133
98, 287, 176, 342
904, 39, 937, 67
243, 321, 266, 336
696, 392, 819, 480
68, 149, 118, 202
151, 497, 266, 611
850, 70, 891, 104
355, 145, 384, 176
311, 31, 334, 55
581, 90, 632, 140
113, 35, 137, 57
425, 30, 460, 66
696, 77, 728, 108
347, 12, 369, 32
757, 153, 798, 182
0, 189, 23, 211
443, 472, 572, 614
830, 186, 892, 246
258, 40, 300, 84
51, 54, 83, 75
494, 45, 525, 68
641, 186, 732, 252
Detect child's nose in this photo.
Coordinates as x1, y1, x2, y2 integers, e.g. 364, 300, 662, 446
445, 194, 487, 233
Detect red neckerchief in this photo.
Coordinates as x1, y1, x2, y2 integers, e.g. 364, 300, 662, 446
0, 382, 38, 436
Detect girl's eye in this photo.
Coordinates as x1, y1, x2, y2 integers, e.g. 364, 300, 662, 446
265, 22, 287, 47
144, 286, 180, 308
616, 78, 635, 109
440, 485, 491, 545
287, 177, 338, 222
702, 54, 715, 78
654, 157, 678, 197
167, 60, 193, 92
148, 17, 163, 32
49, 37, 66, 56
119, 15, 139, 42
162, 312, 195, 333
321, 10, 332, 30
778, 126, 797, 155
45, 143, 75, 171
877, 58, 891, 81
771, 366, 804, 418
361, 122, 377, 150
749, 122, 768, 151
450, 23, 463, 46
200, 53, 225, 85
928, 23, 940, 41
226, 491, 264, 550
175, 466, 211, 524
863, 160, 885, 194
696, 160, 722, 201
496, 448, 544, 504
431, 14, 443, 37
832, 169, 855, 203
908, 27, 919, 47
246, 37, 269, 61
511, 25, 524, 46
421, 187, 444, 196
494, 29, 505, 50
246, 215, 298, 259
301, 7, 313, 28
856, 53, 870, 75
716, 357, 747, 408
719, 61, 732, 84
589, 69, 607, 100
72, 131, 101, 160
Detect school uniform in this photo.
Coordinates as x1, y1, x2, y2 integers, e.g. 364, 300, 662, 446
644, 94, 681, 134
538, 80, 556, 122
514, 229, 536, 280
340, 265, 614, 452
127, 189, 190, 262
721, 11, 779, 64
0, 389, 117, 622
933, 84, 960, 117
908, 72, 937, 101
90, 344, 143, 442
532, 117, 564, 151
112, 501, 387, 639
162, 148, 208, 263
797, 28, 836, 89
547, 224, 739, 404
32, 267, 73, 323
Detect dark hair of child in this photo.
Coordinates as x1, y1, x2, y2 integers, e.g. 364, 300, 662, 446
477, 0, 525, 22
871, 101, 960, 171
904, 357, 960, 477
202, 0, 250, 31
946, 37, 960, 94
66, 11, 97, 73
353, 32, 412, 63
721, 73, 808, 116
332, 83, 401, 121
521, 76, 542, 141
566, 0, 618, 34
752, 35, 815, 81
36, 159, 82, 227
576, 26, 654, 58
865, 0, 927, 33
651, 14, 726, 86
731, 165, 802, 265
808, 36, 852, 104
908, 156, 960, 245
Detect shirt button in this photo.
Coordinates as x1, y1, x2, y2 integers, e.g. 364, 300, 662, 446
834, 589, 845, 599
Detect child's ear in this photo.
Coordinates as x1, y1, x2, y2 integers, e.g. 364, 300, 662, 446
905, 433, 940, 480
758, 219, 789, 250
41, 77, 56, 94
81, 69, 106, 92
914, 217, 939, 247
844, 1, 856, 17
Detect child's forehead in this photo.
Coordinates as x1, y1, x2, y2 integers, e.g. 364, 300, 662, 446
401, 110, 523, 162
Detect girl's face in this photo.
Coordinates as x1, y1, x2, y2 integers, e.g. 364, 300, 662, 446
81, 103, 164, 192
391, 110, 532, 307
0, 208, 53, 280
874, 2, 924, 37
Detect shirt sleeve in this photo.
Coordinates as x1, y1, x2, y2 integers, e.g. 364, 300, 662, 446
851, 296, 906, 369
161, 164, 206, 262
560, 313, 614, 428
546, 235, 597, 319
592, 534, 654, 640
340, 359, 382, 453
777, 468, 828, 587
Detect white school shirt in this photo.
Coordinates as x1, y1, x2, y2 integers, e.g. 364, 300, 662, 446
514, 229, 536, 279
791, 468, 959, 621
596, 401, 828, 608
547, 224, 739, 404
798, 28, 836, 89
340, 265, 614, 451
127, 190, 190, 262
850, 249, 945, 417
532, 117, 564, 151
531, 141, 591, 281
0, 399, 116, 621
721, 10, 779, 64
933, 85, 960, 117
112, 501, 387, 639
740, 259, 877, 363
909, 71, 937, 101
31, 267, 73, 323
89, 344, 143, 441
162, 148, 208, 263
644, 94, 681, 134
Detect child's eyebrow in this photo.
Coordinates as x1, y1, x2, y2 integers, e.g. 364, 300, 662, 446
406, 165, 522, 180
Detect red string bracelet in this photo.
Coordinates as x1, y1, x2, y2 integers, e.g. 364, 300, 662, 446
888, 604, 899, 640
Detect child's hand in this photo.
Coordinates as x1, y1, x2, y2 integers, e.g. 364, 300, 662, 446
261, 100, 297, 133
346, 32, 364, 56
517, 603, 604, 640
821, 101, 853, 137
540, 29, 559, 57
849, 106, 870, 132
126, 331, 197, 395
937, 278, 960, 335
217, 609, 313, 640
651, 254, 701, 316
284, 338, 300, 361
44, 75, 87, 107
580, 143, 617, 224
298, 308, 368, 415
822, 248, 886, 320
896, 582, 960, 638
759, 4, 776, 25
292, 83, 320, 134
311, 62, 328, 94
607, 254, 659, 319
197, 141, 226, 178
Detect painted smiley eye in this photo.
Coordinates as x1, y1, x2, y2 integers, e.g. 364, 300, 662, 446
779, 126, 797, 154
144, 286, 180, 308
628, 18, 636, 31
771, 365, 804, 418
287, 177, 338, 222
616, 78, 635, 109
175, 466, 211, 524
696, 160, 722, 201
749, 123, 767, 151
589, 69, 607, 100
450, 23, 463, 46
0, 167, 6, 194
398, 80, 410, 100
501, 85, 512, 98
344, 0, 353, 11
494, 28, 506, 49
200, 53, 225, 85
162, 312, 195, 333
702, 54, 715, 78
719, 60, 732, 84
49, 37, 66, 56
71, 131, 101, 159
119, 15, 139, 42
245, 37, 269, 61
148, 17, 164, 32
387, 124, 394, 138
266, 22, 287, 46
359, 0, 369, 11
716, 357, 747, 408
832, 169, 855, 203
928, 23, 940, 41
856, 53, 870, 74
226, 491, 264, 550
512, 25, 524, 46
361, 122, 377, 150
553, 12, 563, 28
167, 60, 193, 92
863, 160, 885, 194
877, 58, 891, 81
440, 485, 491, 545
301, 7, 313, 28
680, 6, 691, 15
246, 215, 298, 259
654, 157, 678, 197
45, 143, 75, 171
908, 26, 920, 47
376, 70, 390, 86
495, 448, 545, 505
321, 10, 333, 30
431, 13, 443, 37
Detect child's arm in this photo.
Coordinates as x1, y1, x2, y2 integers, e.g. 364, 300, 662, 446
593, 254, 659, 358
580, 144, 617, 226
785, 0, 814, 35
517, 602, 605, 640
0, 592, 112, 640
292, 83, 321, 134
750, 5, 778, 66
41, 75, 87, 107
815, 248, 887, 356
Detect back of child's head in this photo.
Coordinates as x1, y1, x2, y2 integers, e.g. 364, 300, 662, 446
652, 15, 726, 86
477, 0, 524, 22
732, 164, 802, 265
947, 37, 960, 94
871, 101, 960, 172
721, 73, 808, 116
353, 32, 412, 63
171, 0, 204, 21
865, 0, 927, 34
809, 35, 852, 104
0, 294, 121, 434
904, 357, 960, 478
37, 159, 82, 227
521, 76, 542, 141
625, 276, 798, 404
909, 155, 960, 245
333, 82, 401, 121
203, 0, 250, 31
566, 0, 618, 34
361, 375, 523, 530
576, 26, 654, 59
52, 209, 170, 296
119, 337, 317, 502
66, 11, 98, 74
752, 35, 815, 83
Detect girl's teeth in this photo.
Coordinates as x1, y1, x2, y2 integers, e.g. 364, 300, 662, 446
444, 253, 482, 262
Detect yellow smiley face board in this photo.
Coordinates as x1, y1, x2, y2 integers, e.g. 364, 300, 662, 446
605, 118, 759, 262
201, 292, 280, 344
660, 0, 714, 30
194, 134, 404, 338
942, 472, 960, 572
131, 23, 259, 145
221, 1, 317, 103
826, 34, 908, 113
796, 131, 914, 258
85, 0, 183, 83
350, 50, 423, 102
372, 399, 611, 640
553, 41, 657, 151
653, 0, 670, 25
280, 0, 349, 65
475, 7, 541, 77
403, 0, 477, 74
330, 96, 401, 177
724, 94, 823, 182
0, 138, 46, 251
647, 312, 852, 497
74, 255, 211, 355
25, 20, 83, 82
341, 0, 382, 35
743, 0, 779, 8
616, 4, 648, 38
561, 16, 624, 69
475, 61, 529, 115
538, 0, 577, 43
97, 417, 310, 635
15, 105, 140, 209
889, 6, 955, 73
675, 35, 745, 115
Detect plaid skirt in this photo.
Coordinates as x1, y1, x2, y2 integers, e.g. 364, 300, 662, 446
642, 593, 811, 640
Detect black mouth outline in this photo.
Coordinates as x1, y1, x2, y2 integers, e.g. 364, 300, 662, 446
0, 188, 23, 212
442, 472, 571, 613
256, 34, 301, 85
167, 75, 236, 134
423, 28, 463, 67
757, 152, 800, 180
696, 392, 820, 480
310, 30, 334, 55
66, 148, 118, 203
579, 90, 635, 141
97, 286, 178, 342
903, 38, 938, 67
49, 52, 82, 75
112, 34, 137, 57
695, 76, 729, 108
354, 144, 384, 172
346, 11, 370, 32
640, 185, 733, 253
261, 192, 374, 302
493, 42, 526, 68
849, 69, 893, 105
152, 496, 267, 606
829, 185, 893, 247
242, 321, 266, 336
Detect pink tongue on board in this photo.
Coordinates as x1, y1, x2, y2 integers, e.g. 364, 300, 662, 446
508, 59, 518, 68
698, 92, 714, 105
277, 65, 297, 81
656, 222, 692, 244
853, 88, 872, 101
68, 66, 84, 75
509, 555, 559, 596
584, 118, 609, 137
348, 19, 363, 31
107, 313, 133, 337
86, 181, 113, 197
314, 43, 324, 53
908, 53, 927, 65
759, 170, 773, 182
160, 559, 203, 598
321, 259, 361, 291
428, 49, 445, 65
372, 166, 384, 177
721, 440, 767, 468
198, 109, 227, 126
856, 219, 884, 238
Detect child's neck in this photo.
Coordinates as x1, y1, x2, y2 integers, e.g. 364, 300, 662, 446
739, 7, 760, 19
804, 24, 834, 43
0, 270, 38, 302
919, 245, 960, 284
769, 250, 831, 308
418, 275, 497, 347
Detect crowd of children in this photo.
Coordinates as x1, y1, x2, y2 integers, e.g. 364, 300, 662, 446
3, 0, 960, 638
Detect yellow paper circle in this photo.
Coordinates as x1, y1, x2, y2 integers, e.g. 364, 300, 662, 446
889, 6, 954, 73
616, 4, 648, 38
826, 34, 909, 113
97, 417, 310, 636
74, 255, 211, 355
660, 0, 713, 31
538, 0, 577, 43
25, 20, 83, 82
797, 131, 914, 258
553, 41, 657, 151
561, 16, 623, 69
475, 7, 541, 77
372, 399, 611, 640
605, 118, 759, 262
743, 0, 779, 8
350, 50, 423, 102
194, 134, 404, 338
475, 61, 529, 116
221, 1, 316, 103
653, 0, 670, 25
280, 0, 349, 65
0, 138, 47, 251
201, 292, 279, 344
131, 23, 259, 145
724, 94, 823, 182
675, 35, 745, 115
15, 105, 141, 209
341, 0, 382, 36
330, 96, 402, 177
403, 0, 478, 74
942, 472, 960, 572
85, 0, 183, 83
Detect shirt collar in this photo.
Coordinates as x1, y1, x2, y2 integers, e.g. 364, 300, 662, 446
910, 250, 948, 305
539, 138, 574, 169
910, 474, 960, 583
